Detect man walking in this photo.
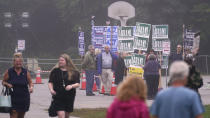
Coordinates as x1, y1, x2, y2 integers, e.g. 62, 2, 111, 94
82, 45, 96, 96
97, 45, 117, 95
150, 61, 204, 118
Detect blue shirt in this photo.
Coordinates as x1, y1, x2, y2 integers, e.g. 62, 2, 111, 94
102, 52, 112, 69
150, 86, 204, 118
144, 60, 161, 75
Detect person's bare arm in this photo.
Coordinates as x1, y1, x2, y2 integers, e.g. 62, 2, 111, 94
27, 71, 34, 93
48, 82, 56, 95
2, 70, 13, 88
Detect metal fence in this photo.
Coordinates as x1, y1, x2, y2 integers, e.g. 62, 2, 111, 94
194, 55, 210, 75
0, 55, 209, 79
0, 57, 82, 78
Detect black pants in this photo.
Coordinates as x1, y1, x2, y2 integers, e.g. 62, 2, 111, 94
145, 74, 159, 99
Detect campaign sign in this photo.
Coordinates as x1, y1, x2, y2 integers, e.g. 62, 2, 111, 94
152, 25, 168, 39
135, 22, 151, 38
78, 31, 85, 56
133, 37, 148, 51
118, 40, 134, 52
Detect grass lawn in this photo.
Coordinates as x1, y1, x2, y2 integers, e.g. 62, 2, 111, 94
71, 105, 210, 118
71, 108, 107, 118
204, 105, 210, 118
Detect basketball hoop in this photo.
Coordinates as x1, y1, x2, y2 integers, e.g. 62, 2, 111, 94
108, 1, 135, 26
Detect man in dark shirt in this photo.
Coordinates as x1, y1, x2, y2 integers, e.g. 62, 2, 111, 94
169, 44, 183, 65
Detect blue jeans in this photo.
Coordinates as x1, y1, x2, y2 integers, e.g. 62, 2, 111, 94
85, 70, 95, 94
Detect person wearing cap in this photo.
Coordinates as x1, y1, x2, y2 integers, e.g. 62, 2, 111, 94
150, 61, 204, 118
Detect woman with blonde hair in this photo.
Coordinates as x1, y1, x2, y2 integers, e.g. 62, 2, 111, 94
2, 53, 33, 118
48, 53, 80, 118
107, 75, 150, 118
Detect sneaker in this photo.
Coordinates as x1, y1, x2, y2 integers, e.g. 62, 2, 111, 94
99, 92, 104, 94
86, 93, 95, 96
104, 93, 111, 96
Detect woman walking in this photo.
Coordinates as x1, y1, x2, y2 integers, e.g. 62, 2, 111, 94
107, 75, 150, 118
2, 53, 33, 118
143, 54, 161, 99
48, 54, 80, 118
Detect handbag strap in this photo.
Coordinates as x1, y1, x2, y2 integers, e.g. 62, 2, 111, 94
1, 86, 5, 95
1, 86, 10, 96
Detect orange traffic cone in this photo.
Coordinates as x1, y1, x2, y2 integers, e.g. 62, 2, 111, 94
80, 71, 86, 90
110, 77, 117, 96
92, 79, 97, 91
34, 68, 43, 84
100, 85, 105, 94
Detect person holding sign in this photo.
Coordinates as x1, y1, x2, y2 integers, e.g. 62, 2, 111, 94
145, 49, 157, 62
169, 44, 183, 64
114, 52, 127, 85
143, 54, 161, 99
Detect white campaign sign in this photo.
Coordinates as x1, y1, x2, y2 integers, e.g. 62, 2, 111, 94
18, 40, 25, 50
162, 41, 170, 55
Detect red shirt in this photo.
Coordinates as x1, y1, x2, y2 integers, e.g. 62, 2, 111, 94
107, 98, 150, 118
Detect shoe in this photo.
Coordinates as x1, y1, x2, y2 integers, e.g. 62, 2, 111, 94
86, 93, 95, 96
104, 93, 111, 96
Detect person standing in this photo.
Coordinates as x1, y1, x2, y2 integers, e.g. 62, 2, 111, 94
184, 54, 203, 95
95, 48, 102, 91
114, 52, 127, 85
97, 45, 117, 95
150, 61, 204, 118
82, 45, 96, 96
48, 54, 80, 118
143, 54, 161, 99
2, 53, 33, 118
107, 75, 150, 118
145, 49, 157, 62
169, 44, 183, 64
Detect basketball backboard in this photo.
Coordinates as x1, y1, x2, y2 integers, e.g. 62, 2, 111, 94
108, 1, 135, 26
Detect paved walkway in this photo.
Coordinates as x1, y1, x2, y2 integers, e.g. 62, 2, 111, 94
0, 76, 210, 118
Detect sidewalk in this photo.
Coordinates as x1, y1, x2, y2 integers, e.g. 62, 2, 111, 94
0, 76, 210, 118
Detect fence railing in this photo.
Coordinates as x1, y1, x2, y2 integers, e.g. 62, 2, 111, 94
0, 55, 209, 78
0, 58, 82, 78
194, 55, 210, 75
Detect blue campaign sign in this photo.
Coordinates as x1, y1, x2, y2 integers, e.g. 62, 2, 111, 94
92, 26, 105, 49
78, 31, 85, 56
105, 26, 118, 52
184, 29, 195, 51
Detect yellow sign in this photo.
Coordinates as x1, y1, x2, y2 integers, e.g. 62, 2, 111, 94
128, 66, 144, 78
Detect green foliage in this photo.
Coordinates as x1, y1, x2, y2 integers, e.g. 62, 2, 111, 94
0, 0, 210, 58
